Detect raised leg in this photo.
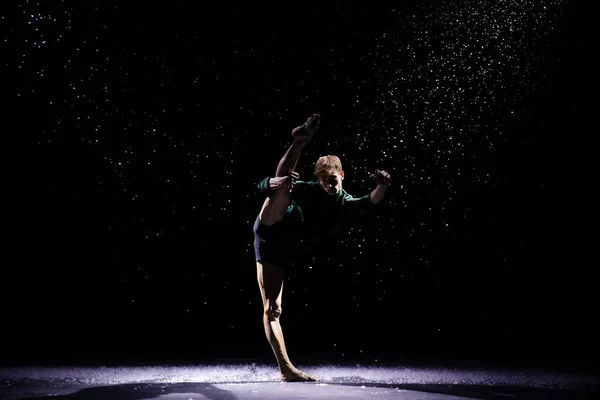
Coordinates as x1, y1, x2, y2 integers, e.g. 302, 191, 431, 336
258, 189, 291, 226
259, 114, 320, 225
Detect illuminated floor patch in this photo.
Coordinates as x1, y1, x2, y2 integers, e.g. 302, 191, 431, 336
0, 364, 598, 399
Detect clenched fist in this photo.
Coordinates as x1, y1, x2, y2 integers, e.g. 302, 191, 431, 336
369, 169, 391, 185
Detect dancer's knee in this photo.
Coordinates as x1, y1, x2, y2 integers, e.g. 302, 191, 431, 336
264, 302, 282, 321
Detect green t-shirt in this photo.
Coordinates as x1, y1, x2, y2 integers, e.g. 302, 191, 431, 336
257, 176, 378, 252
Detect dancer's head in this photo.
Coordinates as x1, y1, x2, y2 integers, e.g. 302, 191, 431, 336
315, 155, 344, 196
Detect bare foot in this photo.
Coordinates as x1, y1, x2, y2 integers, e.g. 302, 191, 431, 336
291, 113, 320, 141
280, 367, 318, 382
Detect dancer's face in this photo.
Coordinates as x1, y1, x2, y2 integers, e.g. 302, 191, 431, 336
317, 169, 344, 195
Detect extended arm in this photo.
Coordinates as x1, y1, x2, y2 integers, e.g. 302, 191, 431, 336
369, 184, 389, 204
341, 170, 391, 217
369, 169, 392, 204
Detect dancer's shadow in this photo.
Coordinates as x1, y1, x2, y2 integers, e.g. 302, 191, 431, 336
326, 382, 600, 400
20, 382, 238, 400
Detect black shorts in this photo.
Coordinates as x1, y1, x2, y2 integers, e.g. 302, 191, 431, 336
253, 215, 308, 267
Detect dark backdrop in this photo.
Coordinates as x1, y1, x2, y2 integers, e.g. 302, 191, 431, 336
3, 1, 594, 369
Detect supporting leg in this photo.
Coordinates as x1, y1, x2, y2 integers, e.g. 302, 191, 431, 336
257, 261, 317, 382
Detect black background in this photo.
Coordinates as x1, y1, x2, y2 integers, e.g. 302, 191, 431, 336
3, 1, 595, 370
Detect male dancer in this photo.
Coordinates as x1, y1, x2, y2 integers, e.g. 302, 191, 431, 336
253, 113, 391, 381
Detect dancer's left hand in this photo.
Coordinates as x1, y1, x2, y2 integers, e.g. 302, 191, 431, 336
370, 169, 391, 185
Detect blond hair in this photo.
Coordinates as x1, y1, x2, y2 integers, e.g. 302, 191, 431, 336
314, 155, 342, 177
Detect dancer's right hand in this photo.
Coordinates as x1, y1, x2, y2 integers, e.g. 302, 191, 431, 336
269, 171, 299, 191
